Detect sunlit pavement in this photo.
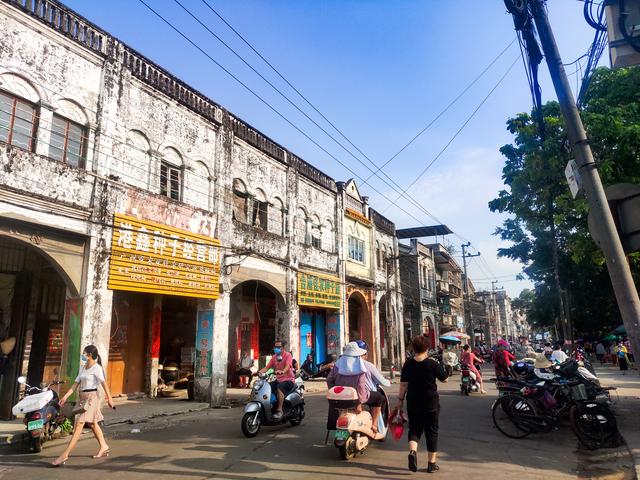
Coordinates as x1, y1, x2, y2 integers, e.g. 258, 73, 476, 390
0, 372, 633, 480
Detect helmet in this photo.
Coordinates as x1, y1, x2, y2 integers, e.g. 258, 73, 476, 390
356, 339, 368, 352
512, 362, 530, 376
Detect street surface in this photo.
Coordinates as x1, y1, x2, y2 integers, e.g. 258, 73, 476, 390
0, 372, 632, 479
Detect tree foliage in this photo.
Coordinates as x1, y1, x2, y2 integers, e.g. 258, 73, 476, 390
490, 66, 640, 338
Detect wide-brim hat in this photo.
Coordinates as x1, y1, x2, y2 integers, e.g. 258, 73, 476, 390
534, 353, 553, 369
343, 341, 367, 357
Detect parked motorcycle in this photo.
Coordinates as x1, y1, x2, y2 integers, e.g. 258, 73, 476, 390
326, 386, 388, 460
240, 370, 305, 437
300, 354, 337, 381
460, 364, 479, 395
12, 376, 67, 452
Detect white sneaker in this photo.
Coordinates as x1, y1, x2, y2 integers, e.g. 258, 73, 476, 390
272, 411, 283, 420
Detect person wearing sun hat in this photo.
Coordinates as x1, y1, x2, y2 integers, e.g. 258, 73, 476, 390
534, 352, 554, 369
327, 341, 384, 433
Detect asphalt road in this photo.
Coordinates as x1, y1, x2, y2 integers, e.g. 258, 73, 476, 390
0, 372, 631, 479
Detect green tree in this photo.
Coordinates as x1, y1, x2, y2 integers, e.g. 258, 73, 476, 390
490, 66, 640, 339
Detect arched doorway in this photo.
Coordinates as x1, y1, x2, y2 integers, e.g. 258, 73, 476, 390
348, 293, 366, 341
0, 236, 76, 419
423, 315, 436, 349
227, 280, 284, 387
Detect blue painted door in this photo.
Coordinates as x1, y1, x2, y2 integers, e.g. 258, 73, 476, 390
314, 311, 327, 364
300, 310, 313, 363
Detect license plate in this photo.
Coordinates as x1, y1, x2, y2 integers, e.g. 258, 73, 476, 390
462, 378, 469, 383
335, 430, 350, 440
27, 419, 43, 431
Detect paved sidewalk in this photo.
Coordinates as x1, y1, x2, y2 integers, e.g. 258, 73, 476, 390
1, 378, 330, 451
594, 362, 640, 478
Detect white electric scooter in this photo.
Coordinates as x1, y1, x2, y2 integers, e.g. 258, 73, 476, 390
326, 385, 388, 460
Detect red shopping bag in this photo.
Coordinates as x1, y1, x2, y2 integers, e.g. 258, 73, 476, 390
388, 407, 408, 440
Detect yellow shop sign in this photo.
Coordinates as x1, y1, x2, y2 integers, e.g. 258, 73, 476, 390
108, 213, 221, 299
297, 271, 341, 310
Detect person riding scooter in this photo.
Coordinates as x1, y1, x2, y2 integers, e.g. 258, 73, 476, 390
327, 342, 384, 433
259, 339, 295, 420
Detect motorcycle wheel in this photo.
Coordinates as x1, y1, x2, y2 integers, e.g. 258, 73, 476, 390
570, 402, 620, 450
241, 412, 262, 438
289, 405, 304, 426
31, 435, 42, 453
339, 436, 356, 460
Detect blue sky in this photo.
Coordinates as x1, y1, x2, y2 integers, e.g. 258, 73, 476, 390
64, 0, 604, 297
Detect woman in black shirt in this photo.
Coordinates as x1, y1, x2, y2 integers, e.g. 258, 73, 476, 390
397, 335, 449, 473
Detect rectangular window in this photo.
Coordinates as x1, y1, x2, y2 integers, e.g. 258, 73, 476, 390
0, 90, 36, 152
252, 200, 268, 230
48, 114, 87, 168
160, 162, 181, 200
348, 236, 365, 263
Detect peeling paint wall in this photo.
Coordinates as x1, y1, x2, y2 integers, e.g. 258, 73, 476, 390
0, 1, 346, 406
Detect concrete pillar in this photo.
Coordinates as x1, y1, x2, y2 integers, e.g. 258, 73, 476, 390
35, 101, 53, 157
210, 289, 230, 406
279, 267, 299, 361
194, 298, 215, 403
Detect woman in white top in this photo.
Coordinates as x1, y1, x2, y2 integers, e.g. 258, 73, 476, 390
52, 345, 114, 467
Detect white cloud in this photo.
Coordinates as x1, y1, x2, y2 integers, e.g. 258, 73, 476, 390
373, 146, 534, 297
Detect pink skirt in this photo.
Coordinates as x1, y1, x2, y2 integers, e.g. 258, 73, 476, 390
75, 391, 104, 424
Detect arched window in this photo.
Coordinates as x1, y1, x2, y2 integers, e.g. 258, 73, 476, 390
161, 147, 183, 200
310, 214, 321, 249
322, 219, 334, 253
0, 73, 40, 152
114, 129, 150, 188
268, 197, 285, 236
49, 99, 89, 168
191, 160, 211, 210
295, 207, 308, 245
252, 188, 268, 230
232, 178, 248, 223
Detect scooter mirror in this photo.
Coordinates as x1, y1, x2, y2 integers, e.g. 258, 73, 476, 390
17, 376, 26, 384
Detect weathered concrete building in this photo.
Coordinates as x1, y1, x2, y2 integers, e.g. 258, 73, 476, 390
370, 208, 403, 368
399, 239, 438, 349
430, 244, 465, 335
0, 0, 350, 415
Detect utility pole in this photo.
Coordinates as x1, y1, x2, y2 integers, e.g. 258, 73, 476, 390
461, 242, 480, 346
527, 0, 640, 361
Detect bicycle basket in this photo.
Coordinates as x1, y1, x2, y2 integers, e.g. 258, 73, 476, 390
571, 383, 588, 401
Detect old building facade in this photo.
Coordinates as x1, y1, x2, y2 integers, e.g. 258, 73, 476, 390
399, 239, 438, 349
0, 1, 410, 416
0, 0, 409, 415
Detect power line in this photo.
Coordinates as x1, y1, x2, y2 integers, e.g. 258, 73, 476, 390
171, 0, 517, 261
381, 54, 521, 214
136, 0, 508, 267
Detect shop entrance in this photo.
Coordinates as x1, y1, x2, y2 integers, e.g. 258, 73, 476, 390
300, 309, 327, 366
107, 293, 197, 399
348, 293, 367, 341
158, 296, 197, 396
228, 280, 283, 387
108, 291, 148, 397
0, 236, 75, 419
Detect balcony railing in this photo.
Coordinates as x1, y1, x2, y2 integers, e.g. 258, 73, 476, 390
6, 0, 108, 55
436, 280, 450, 296
420, 287, 436, 304
448, 284, 462, 297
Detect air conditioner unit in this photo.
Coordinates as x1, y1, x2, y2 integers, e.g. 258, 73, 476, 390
605, 0, 640, 68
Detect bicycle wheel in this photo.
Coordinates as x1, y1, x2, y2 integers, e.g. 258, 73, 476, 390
492, 394, 535, 439
570, 402, 621, 450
